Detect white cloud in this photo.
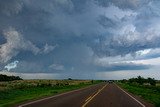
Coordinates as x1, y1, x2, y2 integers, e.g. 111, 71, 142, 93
94, 48, 160, 66
42, 43, 57, 54
0, 27, 56, 63
0, 27, 40, 63
103, 5, 137, 20
4, 60, 19, 71
136, 49, 151, 56
129, 57, 160, 66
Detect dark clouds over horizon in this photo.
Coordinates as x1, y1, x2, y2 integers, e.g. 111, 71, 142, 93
0, 0, 160, 79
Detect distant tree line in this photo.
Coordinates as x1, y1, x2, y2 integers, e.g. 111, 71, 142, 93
121, 76, 156, 86
0, 74, 22, 81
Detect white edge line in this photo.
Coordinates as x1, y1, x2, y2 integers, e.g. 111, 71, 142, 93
18, 84, 100, 107
115, 83, 146, 107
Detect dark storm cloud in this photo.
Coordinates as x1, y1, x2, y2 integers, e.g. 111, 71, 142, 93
95, 0, 151, 10
95, 62, 151, 71
0, 0, 160, 75
0, 0, 23, 16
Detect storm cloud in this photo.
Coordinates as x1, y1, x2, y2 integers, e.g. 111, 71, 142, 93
0, 0, 160, 79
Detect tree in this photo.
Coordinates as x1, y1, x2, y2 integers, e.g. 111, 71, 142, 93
147, 77, 156, 86
68, 78, 72, 80
129, 78, 135, 83
0, 74, 22, 81
137, 76, 145, 85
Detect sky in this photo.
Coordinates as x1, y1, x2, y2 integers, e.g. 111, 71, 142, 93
0, 0, 160, 80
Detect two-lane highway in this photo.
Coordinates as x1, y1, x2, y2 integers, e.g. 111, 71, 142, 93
18, 83, 150, 107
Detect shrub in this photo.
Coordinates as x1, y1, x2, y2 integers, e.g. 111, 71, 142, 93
0, 74, 22, 82
147, 78, 156, 86
126, 76, 157, 86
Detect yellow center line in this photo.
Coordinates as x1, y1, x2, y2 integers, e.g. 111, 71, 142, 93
85, 91, 97, 102
85, 96, 92, 102
82, 84, 107, 107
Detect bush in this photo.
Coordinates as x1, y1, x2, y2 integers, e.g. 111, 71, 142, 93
147, 78, 156, 86
127, 76, 156, 86
68, 78, 72, 80
0, 74, 22, 82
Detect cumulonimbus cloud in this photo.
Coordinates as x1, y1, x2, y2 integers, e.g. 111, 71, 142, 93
0, 0, 160, 75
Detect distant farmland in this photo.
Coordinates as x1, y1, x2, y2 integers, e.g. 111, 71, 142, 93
0, 79, 102, 107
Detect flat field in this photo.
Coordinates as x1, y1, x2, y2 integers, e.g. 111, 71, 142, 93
0, 79, 101, 107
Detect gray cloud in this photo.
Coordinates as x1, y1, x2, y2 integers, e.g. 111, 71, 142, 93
90, 28, 160, 57
49, 63, 64, 71
95, 0, 151, 10
14, 61, 44, 73
0, 0, 160, 78
0, 0, 23, 16
94, 61, 151, 72
41, 43, 57, 54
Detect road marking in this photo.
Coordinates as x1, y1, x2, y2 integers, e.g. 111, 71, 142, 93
115, 84, 146, 107
85, 96, 92, 102
82, 84, 107, 107
85, 91, 97, 102
18, 84, 102, 107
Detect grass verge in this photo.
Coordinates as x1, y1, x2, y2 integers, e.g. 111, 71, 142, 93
0, 80, 102, 107
118, 82, 160, 107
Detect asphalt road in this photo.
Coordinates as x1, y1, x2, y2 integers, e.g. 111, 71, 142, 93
18, 83, 150, 107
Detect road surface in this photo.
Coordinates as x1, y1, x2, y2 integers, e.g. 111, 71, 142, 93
18, 83, 151, 107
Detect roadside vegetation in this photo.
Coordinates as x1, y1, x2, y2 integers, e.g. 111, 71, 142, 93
118, 76, 160, 107
0, 77, 102, 107
0, 74, 22, 82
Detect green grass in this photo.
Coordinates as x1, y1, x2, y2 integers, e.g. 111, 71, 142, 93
0, 80, 102, 107
118, 82, 160, 107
